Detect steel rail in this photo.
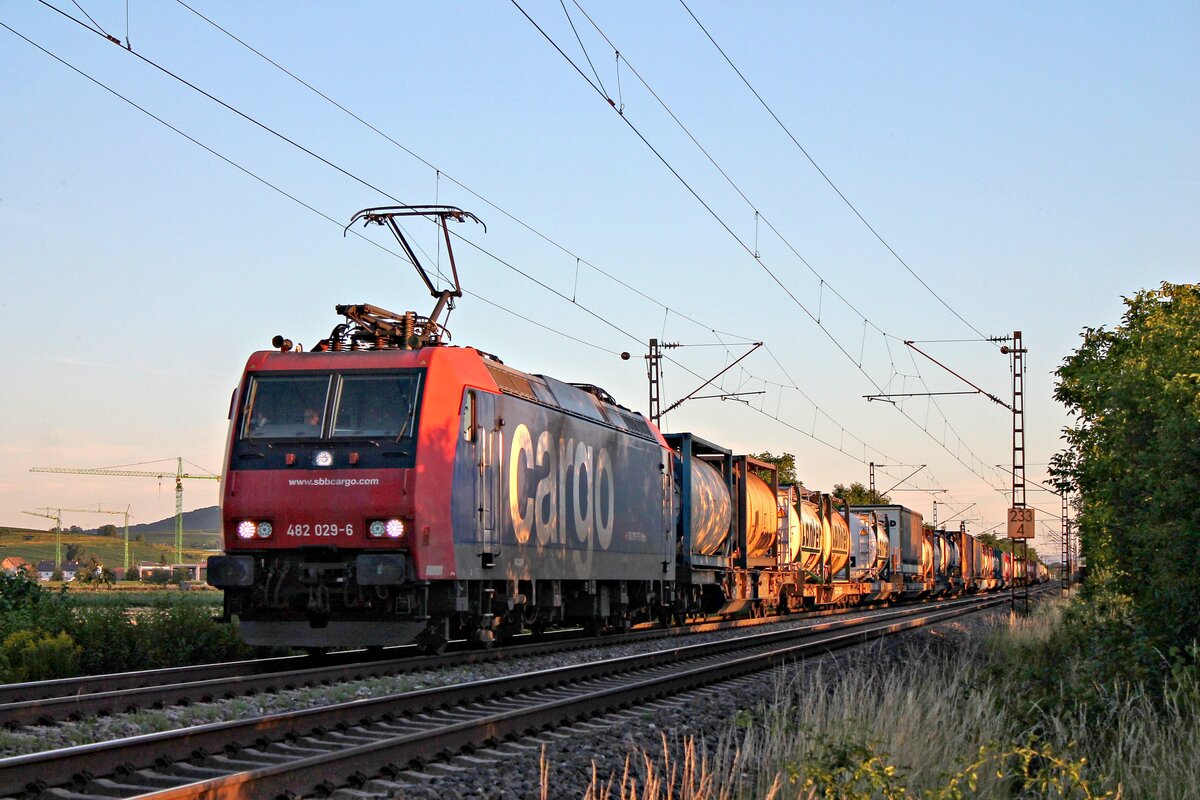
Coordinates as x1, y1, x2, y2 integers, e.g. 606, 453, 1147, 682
0, 597, 897, 726
0, 590, 1043, 798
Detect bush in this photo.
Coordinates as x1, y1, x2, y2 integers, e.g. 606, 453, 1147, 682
0, 571, 259, 679
133, 602, 250, 667
1052, 283, 1200, 655
0, 630, 81, 682
69, 606, 141, 675
66, 601, 255, 675
0, 570, 74, 640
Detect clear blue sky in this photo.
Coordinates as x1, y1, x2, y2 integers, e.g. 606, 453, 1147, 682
2, 1, 1196, 560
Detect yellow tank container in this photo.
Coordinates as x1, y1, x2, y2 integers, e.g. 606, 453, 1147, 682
744, 471, 777, 558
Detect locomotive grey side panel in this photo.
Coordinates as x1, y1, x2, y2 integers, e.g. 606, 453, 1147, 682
451, 390, 673, 582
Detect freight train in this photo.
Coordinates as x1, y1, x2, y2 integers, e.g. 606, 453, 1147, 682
206, 206, 1046, 651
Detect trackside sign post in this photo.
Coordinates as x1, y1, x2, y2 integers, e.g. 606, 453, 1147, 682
1007, 507, 1035, 540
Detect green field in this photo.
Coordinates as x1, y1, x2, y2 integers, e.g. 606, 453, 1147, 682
55, 587, 223, 605
0, 527, 220, 567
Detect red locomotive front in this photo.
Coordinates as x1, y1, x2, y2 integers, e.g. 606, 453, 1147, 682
209, 344, 495, 648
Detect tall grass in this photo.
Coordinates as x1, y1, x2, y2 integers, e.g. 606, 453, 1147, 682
571, 599, 1200, 799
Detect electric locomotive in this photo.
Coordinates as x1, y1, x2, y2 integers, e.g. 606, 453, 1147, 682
207, 207, 681, 651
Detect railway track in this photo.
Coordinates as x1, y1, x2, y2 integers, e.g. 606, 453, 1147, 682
0, 589, 1049, 799
0, 597, 901, 727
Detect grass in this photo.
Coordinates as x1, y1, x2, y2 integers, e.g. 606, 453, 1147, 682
0, 527, 218, 567
567, 598, 1200, 799
63, 588, 221, 606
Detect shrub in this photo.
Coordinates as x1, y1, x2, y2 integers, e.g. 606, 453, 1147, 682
0, 630, 81, 682
133, 602, 254, 667
69, 606, 141, 675
0, 570, 74, 640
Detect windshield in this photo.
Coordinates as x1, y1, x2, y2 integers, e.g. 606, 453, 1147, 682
242, 375, 331, 439
332, 374, 421, 439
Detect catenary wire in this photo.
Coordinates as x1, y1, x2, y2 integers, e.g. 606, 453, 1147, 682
512, 0, 1009, 496
565, 0, 1010, 498
8, 10, 977, 506
677, 0, 992, 344
166, 0, 998, 510
168, 0, 756, 349
135, 0, 955, 493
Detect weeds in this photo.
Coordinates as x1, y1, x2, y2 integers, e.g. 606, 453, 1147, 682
568, 595, 1199, 799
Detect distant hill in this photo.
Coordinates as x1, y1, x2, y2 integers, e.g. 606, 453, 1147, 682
85, 506, 221, 535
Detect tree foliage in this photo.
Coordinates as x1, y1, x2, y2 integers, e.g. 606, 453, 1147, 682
753, 452, 800, 486
832, 482, 891, 505
1050, 282, 1200, 650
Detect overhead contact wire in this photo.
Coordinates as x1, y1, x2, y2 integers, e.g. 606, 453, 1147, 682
677, 0, 991, 344
513, 0, 1007, 495
169, 0, 748, 348
13, 9, 962, 503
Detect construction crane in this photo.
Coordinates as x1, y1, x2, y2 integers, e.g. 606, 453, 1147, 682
31, 458, 220, 565
22, 507, 63, 570
62, 504, 134, 572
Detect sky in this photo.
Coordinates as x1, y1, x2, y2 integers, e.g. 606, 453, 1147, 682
1, 1, 1196, 562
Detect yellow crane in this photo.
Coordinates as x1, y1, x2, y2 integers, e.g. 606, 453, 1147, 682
62, 504, 134, 573
31, 458, 220, 565
21, 507, 62, 570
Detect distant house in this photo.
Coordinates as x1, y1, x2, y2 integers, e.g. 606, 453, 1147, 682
138, 562, 207, 581
35, 560, 81, 581
1, 556, 34, 576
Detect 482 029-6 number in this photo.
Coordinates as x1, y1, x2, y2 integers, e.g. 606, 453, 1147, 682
287, 524, 354, 537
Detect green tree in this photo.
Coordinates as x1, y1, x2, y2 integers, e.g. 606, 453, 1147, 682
65, 543, 84, 562
97, 524, 118, 538
144, 569, 172, 585
977, 532, 1043, 563
1050, 282, 1200, 651
753, 451, 800, 486
73, 557, 102, 584
832, 482, 891, 505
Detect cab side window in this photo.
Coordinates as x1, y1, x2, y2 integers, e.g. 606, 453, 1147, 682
463, 390, 476, 442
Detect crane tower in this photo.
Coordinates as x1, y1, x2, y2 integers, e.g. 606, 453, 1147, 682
31, 458, 219, 565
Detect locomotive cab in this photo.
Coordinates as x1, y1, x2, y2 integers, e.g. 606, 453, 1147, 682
208, 351, 436, 648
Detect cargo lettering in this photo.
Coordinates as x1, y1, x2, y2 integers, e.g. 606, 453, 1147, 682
509, 422, 614, 553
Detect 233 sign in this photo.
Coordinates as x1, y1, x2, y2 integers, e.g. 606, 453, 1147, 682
1007, 507, 1035, 540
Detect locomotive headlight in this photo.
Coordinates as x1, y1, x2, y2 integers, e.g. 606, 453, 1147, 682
367, 518, 406, 539
236, 520, 273, 540
314, 450, 334, 467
